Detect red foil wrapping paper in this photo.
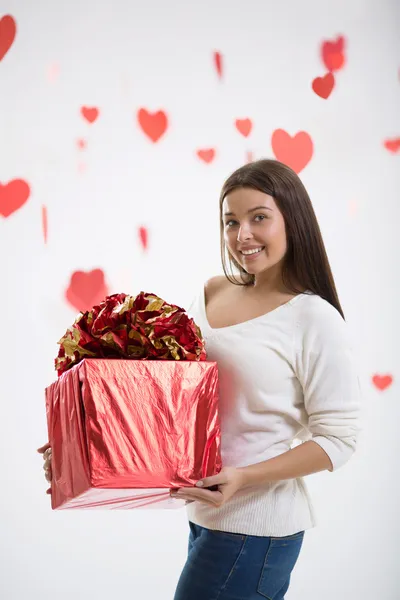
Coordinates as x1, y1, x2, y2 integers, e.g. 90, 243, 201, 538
45, 358, 221, 510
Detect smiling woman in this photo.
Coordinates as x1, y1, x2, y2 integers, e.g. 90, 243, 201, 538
36, 158, 362, 600
219, 159, 344, 319
171, 159, 362, 600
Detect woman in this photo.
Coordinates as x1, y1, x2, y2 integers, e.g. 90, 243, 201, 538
38, 159, 362, 599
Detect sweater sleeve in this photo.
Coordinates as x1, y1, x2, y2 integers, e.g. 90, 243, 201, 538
294, 297, 363, 472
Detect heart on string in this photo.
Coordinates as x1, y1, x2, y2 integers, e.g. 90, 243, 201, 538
235, 118, 253, 137
246, 151, 254, 163
383, 138, 400, 153
197, 149, 216, 164
312, 73, 335, 99
0, 179, 31, 217
65, 269, 109, 313
81, 106, 99, 124
77, 138, 87, 150
321, 35, 346, 72
42, 205, 48, 244
213, 51, 223, 79
137, 109, 168, 143
139, 226, 148, 250
271, 129, 313, 173
0, 15, 16, 61
372, 374, 393, 391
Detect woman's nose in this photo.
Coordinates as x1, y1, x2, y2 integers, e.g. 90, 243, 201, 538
237, 226, 252, 242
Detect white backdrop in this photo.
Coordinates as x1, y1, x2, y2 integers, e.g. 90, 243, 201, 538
1, 0, 399, 598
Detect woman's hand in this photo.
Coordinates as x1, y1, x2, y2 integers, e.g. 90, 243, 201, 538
170, 467, 247, 508
37, 442, 52, 495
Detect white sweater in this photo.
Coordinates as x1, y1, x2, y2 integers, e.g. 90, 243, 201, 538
185, 286, 362, 537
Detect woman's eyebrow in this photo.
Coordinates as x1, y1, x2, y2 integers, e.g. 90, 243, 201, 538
223, 206, 273, 216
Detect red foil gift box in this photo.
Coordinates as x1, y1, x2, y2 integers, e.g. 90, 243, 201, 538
45, 358, 221, 509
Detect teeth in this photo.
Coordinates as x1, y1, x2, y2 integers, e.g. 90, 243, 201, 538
241, 247, 264, 256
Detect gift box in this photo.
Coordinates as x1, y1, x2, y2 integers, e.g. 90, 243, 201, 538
45, 358, 221, 510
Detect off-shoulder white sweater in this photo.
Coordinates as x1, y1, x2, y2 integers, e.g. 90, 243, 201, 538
186, 287, 362, 537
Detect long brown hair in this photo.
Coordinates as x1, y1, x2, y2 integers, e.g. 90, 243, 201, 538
219, 158, 345, 319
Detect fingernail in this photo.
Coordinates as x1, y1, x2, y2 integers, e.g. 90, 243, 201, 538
195, 481, 204, 488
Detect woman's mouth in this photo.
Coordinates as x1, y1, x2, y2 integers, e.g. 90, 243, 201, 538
240, 246, 265, 260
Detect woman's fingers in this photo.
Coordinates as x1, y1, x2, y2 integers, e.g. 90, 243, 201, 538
37, 443, 51, 454
42, 452, 52, 483
44, 457, 52, 479
170, 491, 215, 506
43, 461, 50, 472
43, 448, 52, 461
38, 443, 53, 494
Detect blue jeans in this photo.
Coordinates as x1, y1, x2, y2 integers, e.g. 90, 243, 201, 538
173, 522, 305, 600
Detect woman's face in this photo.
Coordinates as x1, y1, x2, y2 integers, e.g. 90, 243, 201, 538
222, 188, 288, 278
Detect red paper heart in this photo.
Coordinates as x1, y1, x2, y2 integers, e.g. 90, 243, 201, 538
77, 138, 87, 150
372, 374, 393, 391
81, 106, 99, 124
137, 109, 168, 142
235, 118, 253, 137
271, 129, 313, 173
213, 51, 223, 79
312, 72, 335, 99
321, 35, 346, 72
0, 179, 30, 217
42, 205, 48, 244
139, 226, 148, 250
197, 149, 216, 164
384, 138, 400, 153
65, 269, 109, 313
0, 15, 16, 61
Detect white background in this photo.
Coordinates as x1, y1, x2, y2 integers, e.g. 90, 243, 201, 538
1, 0, 399, 598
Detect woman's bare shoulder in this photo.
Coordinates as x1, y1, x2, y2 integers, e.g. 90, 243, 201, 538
204, 275, 230, 307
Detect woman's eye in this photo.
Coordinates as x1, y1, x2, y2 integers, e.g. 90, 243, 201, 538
225, 215, 267, 227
